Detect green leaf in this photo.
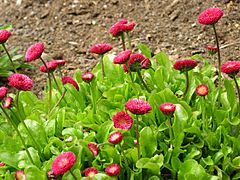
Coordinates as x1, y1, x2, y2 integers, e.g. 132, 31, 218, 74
0, 151, 18, 169
25, 165, 47, 180
224, 79, 236, 110
96, 121, 113, 143
138, 43, 152, 58
140, 127, 157, 157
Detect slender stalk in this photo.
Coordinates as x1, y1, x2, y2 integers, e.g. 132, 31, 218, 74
40, 57, 52, 110
51, 72, 67, 104
136, 70, 151, 93
57, 67, 63, 78
16, 91, 25, 120
90, 82, 96, 114
0, 105, 34, 164
200, 97, 208, 130
126, 32, 132, 50
166, 118, 174, 148
212, 24, 222, 97
2, 43, 17, 73
183, 71, 189, 97
69, 169, 77, 180
49, 88, 67, 114
233, 77, 240, 116
100, 54, 105, 79
121, 33, 126, 51
136, 115, 140, 160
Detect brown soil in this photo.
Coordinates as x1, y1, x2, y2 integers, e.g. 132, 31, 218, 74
0, 0, 240, 93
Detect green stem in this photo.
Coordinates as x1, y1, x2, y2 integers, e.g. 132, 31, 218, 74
2, 43, 17, 73
183, 71, 189, 97
126, 32, 132, 50
51, 72, 67, 104
90, 82, 96, 114
100, 54, 105, 79
69, 169, 77, 180
136, 115, 140, 160
49, 87, 67, 114
166, 118, 174, 148
16, 91, 25, 120
40, 57, 52, 111
57, 67, 63, 78
200, 97, 207, 130
233, 77, 240, 116
212, 24, 222, 98
0, 105, 34, 164
136, 70, 151, 93
121, 33, 126, 51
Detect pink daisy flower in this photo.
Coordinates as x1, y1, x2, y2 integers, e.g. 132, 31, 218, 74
84, 167, 98, 177
40, 60, 58, 73
221, 61, 240, 77
0, 87, 8, 100
105, 164, 121, 176
0, 162, 6, 166
0, 30, 11, 44
8, 73, 33, 91
198, 7, 223, 25
62, 76, 79, 91
51, 152, 76, 176
109, 19, 128, 37
108, 132, 123, 144
81, 72, 94, 82
52, 59, 66, 66
141, 58, 151, 69
196, 84, 209, 96
114, 50, 132, 64
89, 43, 112, 55
159, 103, 176, 115
123, 22, 136, 31
112, 111, 133, 130
206, 45, 218, 55
125, 99, 152, 115
173, 60, 198, 72
25, 42, 44, 62
15, 170, 26, 180
88, 143, 99, 156
128, 53, 147, 72
3, 96, 13, 108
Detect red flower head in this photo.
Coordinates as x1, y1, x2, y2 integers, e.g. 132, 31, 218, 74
0, 87, 8, 100
196, 84, 209, 96
128, 53, 148, 72
52, 59, 66, 67
198, 7, 223, 25
141, 58, 151, 69
51, 152, 76, 176
88, 143, 99, 156
0, 30, 11, 44
123, 22, 136, 31
8, 73, 33, 91
61, 76, 79, 91
122, 64, 129, 73
105, 164, 121, 176
81, 72, 94, 82
25, 42, 44, 62
3, 96, 13, 108
89, 43, 112, 55
221, 61, 240, 77
15, 170, 26, 180
206, 45, 218, 55
125, 98, 152, 115
0, 162, 6, 167
109, 19, 128, 37
173, 60, 198, 72
84, 167, 98, 177
40, 60, 58, 73
114, 50, 132, 64
112, 111, 133, 130
108, 132, 123, 144
159, 103, 176, 115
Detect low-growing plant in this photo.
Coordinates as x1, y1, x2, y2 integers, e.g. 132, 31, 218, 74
0, 7, 240, 180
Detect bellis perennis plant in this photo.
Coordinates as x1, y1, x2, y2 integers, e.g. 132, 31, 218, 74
1, 9, 240, 180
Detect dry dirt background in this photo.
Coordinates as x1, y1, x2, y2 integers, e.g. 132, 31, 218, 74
0, 0, 240, 93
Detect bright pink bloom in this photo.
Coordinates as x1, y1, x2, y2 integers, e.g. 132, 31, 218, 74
112, 111, 133, 130
125, 99, 152, 115
0, 162, 6, 166
141, 58, 151, 69
196, 84, 209, 96
123, 22, 136, 31
122, 64, 129, 73
0, 87, 8, 100
89, 43, 112, 54
173, 60, 198, 72
105, 164, 121, 176
159, 103, 176, 115
0, 30, 11, 44
206, 45, 218, 55
40, 60, 58, 73
15, 170, 26, 180
221, 61, 240, 77
81, 72, 94, 82
25, 42, 44, 62
128, 53, 147, 72
62, 76, 79, 91
51, 152, 76, 176
114, 50, 132, 64
109, 19, 128, 37
108, 132, 123, 144
198, 7, 223, 25
84, 167, 98, 177
88, 143, 99, 156
8, 73, 33, 91
52, 59, 66, 66
3, 96, 13, 108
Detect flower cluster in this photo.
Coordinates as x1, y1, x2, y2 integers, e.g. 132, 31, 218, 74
109, 19, 136, 37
